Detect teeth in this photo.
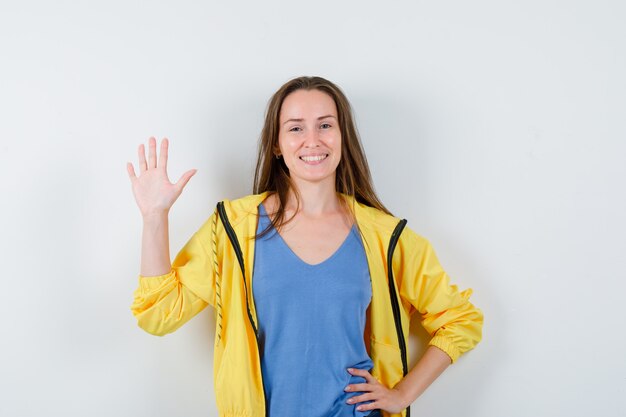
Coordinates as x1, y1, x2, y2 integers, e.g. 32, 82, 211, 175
300, 154, 328, 162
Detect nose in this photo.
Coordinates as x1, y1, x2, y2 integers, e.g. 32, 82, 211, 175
303, 128, 321, 148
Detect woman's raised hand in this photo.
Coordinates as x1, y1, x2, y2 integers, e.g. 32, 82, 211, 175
127, 137, 197, 219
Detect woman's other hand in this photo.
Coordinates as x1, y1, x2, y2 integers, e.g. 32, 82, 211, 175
344, 368, 410, 414
127, 137, 197, 219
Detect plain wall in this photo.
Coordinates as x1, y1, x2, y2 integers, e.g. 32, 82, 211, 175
1, 1, 624, 416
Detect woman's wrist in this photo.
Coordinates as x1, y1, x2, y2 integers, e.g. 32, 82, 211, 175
142, 210, 169, 224
391, 385, 415, 409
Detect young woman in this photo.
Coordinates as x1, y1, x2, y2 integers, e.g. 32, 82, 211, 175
127, 76, 483, 417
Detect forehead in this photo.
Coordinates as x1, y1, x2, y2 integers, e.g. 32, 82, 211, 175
279, 89, 337, 121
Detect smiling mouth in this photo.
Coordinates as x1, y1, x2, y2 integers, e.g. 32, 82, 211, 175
299, 154, 329, 162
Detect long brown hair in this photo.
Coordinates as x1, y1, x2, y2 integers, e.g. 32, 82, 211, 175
252, 76, 391, 239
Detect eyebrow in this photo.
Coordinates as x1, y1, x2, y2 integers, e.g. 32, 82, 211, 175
282, 115, 337, 126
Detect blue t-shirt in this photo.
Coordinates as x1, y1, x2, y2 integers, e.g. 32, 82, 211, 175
252, 203, 375, 417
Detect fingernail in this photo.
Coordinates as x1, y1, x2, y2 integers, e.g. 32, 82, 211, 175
344, 385, 350, 391
347, 368, 353, 372
356, 406, 363, 411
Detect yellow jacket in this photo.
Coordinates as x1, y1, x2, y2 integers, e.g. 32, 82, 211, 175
131, 192, 483, 417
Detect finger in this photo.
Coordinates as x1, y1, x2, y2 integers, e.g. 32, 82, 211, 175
347, 392, 376, 404
138, 142, 148, 172
355, 401, 380, 412
347, 368, 378, 384
148, 137, 157, 169
175, 169, 197, 191
127, 162, 137, 179
345, 382, 375, 393
158, 137, 169, 171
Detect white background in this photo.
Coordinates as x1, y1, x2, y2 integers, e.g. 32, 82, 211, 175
1, 1, 624, 416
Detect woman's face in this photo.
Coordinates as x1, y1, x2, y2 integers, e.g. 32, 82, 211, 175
277, 89, 342, 188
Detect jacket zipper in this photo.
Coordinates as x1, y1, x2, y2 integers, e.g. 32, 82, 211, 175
216, 201, 267, 416
387, 218, 410, 417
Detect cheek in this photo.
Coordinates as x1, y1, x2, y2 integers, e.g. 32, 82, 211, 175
331, 134, 342, 156
320, 130, 341, 149
278, 134, 297, 153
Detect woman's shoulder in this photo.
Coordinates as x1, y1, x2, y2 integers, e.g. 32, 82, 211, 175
221, 192, 268, 206
351, 199, 401, 232
215, 192, 270, 223
351, 199, 429, 249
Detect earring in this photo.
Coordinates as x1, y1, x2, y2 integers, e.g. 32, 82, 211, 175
275, 154, 281, 159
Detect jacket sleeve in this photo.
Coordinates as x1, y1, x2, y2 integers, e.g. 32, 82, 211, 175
130, 210, 218, 336
398, 230, 483, 363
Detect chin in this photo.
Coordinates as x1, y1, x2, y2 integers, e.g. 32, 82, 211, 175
291, 171, 336, 184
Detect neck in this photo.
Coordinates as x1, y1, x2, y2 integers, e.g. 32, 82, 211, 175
286, 177, 342, 216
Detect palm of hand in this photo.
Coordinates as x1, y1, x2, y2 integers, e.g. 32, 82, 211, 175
126, 137, 197, 218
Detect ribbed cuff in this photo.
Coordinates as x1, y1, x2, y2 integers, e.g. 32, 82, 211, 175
137, 268, 175, 292
428, 335, 461, 363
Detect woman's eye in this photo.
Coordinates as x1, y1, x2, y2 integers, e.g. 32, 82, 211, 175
320, 123, 332, 129
289, 126, 302, 132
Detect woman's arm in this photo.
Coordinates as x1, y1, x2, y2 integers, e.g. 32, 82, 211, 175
140, 211, 172, 276
394, 345, 451, 407
130, 212, 218, 336
128, 137, 212, 336
127, 137, 196, 276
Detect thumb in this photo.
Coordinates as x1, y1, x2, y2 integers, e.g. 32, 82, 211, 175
175, 169, 197, 191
